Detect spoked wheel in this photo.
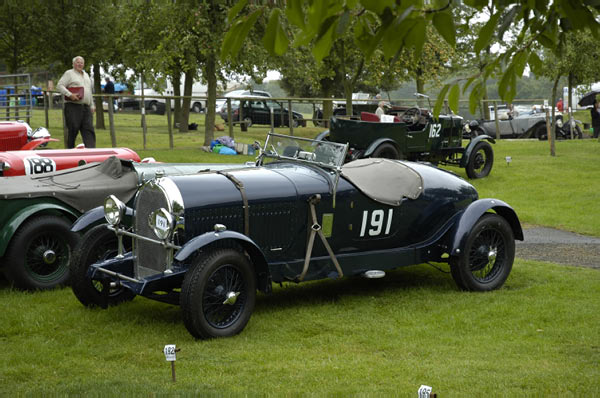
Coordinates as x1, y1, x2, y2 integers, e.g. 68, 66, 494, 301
70, 224, 134, 307
4, 215, 79, 290
450, 214, 515, 291
181, 249, 256, 339
466, 141, 493, 179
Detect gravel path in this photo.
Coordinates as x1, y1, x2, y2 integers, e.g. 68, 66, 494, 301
516, 227, 600, 269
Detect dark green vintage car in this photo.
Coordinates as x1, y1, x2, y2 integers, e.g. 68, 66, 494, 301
319, 102, 495, 179
0, 157, 249, 290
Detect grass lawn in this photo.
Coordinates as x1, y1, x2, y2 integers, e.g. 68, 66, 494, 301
0, 107, 597, 395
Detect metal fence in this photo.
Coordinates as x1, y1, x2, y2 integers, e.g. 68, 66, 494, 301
0, 74, 34, 122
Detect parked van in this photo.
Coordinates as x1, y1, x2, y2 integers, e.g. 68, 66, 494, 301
124, 77, 208, 113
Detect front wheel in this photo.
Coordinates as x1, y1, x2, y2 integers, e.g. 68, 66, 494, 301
192, 102, 203, 113
535, 124, 548, 140
450, 214, 515, 291
181, 249, 256, 339
465, 141, 493, 179
70, 224, 134, 308
3, 215, 79, 290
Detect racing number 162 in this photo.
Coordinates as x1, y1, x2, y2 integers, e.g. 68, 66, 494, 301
359, 209, 393, 237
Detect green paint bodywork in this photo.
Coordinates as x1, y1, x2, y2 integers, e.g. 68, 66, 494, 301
0, 198, 79, 256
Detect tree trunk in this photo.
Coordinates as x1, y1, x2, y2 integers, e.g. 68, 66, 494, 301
172, 73, 182, 128
203, 52, 217, 146
568, 72, 573, 111
93, 63, 105, 129
344, 82, 353, 117
179, 70, 193, 133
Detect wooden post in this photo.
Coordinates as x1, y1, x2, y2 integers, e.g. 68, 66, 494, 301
44, 90, 49, 129
107, 96, 117, 147
288, 99, 293, 136
166, 97, 173, 149
493, 101, 500, 140
227, 98, 233, 137
546, 107, 555, 156
240, 99, 246, 132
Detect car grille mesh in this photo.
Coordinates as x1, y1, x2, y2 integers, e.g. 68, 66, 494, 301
134, 183, 170, 278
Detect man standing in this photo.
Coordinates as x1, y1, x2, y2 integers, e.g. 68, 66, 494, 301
57, 56, 96, 148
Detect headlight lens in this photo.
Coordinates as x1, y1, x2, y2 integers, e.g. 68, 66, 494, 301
104, 195, 126, 226
149, 208, 174, 240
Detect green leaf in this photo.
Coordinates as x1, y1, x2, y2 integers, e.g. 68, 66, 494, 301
512, 51, 527, 78
227, 0, 248, 24
285, 0, 305, 29
462, 75, 478, 94
469, 82, 482, 115
313, 18, 337, 63
410, 20, 426, 59
432, 11, 455, 46
380, 7, 414, 59
527, 51, 543, 75
498, 66, 517, 103
474, 12, 501, 53
262, 9, 289, 56
336, 11, 350, 36
497, 5, 521, 41
433, 84, 451, 118
448, 84, 460, 114
221, 9, 262, 61
360, 0, 395, 15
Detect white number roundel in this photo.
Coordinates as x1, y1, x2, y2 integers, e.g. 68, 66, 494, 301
23, 157, 56, 175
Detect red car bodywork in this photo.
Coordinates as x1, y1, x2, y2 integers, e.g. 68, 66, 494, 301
0, 121, 58, 151
0, 148, 141, 176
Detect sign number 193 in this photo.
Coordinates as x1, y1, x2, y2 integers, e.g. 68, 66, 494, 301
359, 209, 393, 237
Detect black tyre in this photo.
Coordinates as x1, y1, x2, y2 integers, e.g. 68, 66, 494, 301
3, 215, 79, 290
535, 124, 548, 140
371, 143, 399, 159
465, 141, 493, 179
149, 101, 159, 112
181, 249, 256, 339
450, 214, 515, 291
192, 102, 203, 113
70, 224, 134, 308
243, 117, 253, 128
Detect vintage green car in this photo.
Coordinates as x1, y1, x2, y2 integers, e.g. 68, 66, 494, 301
0, 157, 249, 290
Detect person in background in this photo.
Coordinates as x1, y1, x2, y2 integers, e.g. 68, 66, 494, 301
557, 98, 564, 112
591, 97, 600, 138
103, 77, 116, 110
57, 56, 95, 148
375, 101, 385, 119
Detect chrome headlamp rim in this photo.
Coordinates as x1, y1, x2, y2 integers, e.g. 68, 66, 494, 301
104, 195, 126, 226
31, 127, 51, 140
149, 208, 174, 240
555, 118, 563, 128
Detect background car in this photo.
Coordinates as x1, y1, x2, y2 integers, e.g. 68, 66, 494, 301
0, 121, 57, 151
0, 157, 252, 290
71, 132, 522, 339
467, 107, 583, 140
320, 101, 495, 179
221, 98, 306, 128
216, 89, 271, 117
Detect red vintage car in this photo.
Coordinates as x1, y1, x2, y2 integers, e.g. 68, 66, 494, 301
0, 147, 142, 176
0, 120, 142, 176
0, 121, 57, 151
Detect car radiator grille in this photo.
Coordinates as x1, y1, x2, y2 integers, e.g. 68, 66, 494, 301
134, 184, 170, 278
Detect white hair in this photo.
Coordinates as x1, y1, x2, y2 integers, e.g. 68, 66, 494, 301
72, 56, 84, 65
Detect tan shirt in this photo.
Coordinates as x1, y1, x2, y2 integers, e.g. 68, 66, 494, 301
57, 68, 95, 109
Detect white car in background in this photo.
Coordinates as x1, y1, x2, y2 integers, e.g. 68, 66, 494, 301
215, 90, 271, 117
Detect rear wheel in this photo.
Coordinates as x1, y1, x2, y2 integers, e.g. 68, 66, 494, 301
450, 214, 515, 291
535, 124, 548, 140
149, 101, 159, 113
465, 141, 493, 179
243, 117, 253, 128
3, 215, 79, 290
70, 224, 134, 308
181, 249, 256, 339
371, 143, 399, 159
192, 102, 203, 113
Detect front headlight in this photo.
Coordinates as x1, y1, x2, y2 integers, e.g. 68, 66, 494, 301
556, 119, 563, 128
104, 195, 126, 226
149, 208, 174, 240
30, 127, 51, 140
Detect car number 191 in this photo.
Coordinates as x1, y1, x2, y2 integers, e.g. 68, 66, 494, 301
359, 209, 393, 237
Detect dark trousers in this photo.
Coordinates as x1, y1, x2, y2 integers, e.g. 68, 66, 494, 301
594, 124, 600, 138
64, 102, 96, 148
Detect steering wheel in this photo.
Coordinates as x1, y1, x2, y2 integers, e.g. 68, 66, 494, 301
401, 107, 422, 127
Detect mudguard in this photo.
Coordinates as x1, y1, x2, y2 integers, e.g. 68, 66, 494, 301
71, 205, 134, 233
20, 137, 59, 150
460, 135, 495, 168
364, 137, 400, 157
0, 203, 79, 256
450, 198, 523, 256
174, 229, 271, 293
314, 130, 330, 142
